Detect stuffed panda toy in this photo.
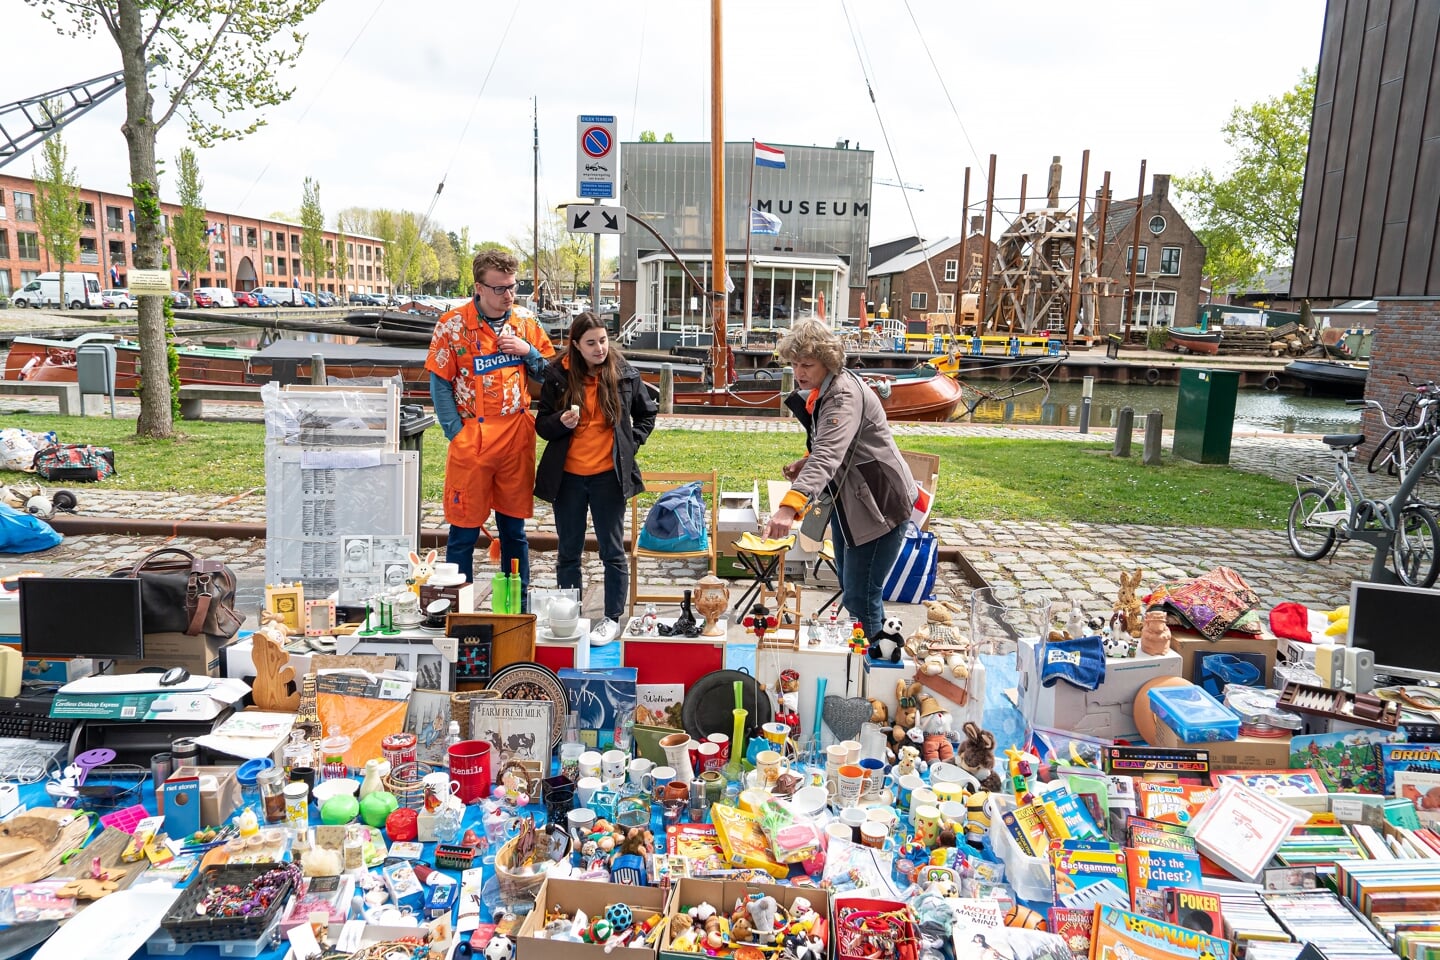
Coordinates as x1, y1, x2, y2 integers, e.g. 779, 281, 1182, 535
868, 615, 905, 663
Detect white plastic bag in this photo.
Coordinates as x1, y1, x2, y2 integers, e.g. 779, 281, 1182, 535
0, 428, 56, 472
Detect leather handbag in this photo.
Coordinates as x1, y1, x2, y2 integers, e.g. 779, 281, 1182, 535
120, 547, 243, 640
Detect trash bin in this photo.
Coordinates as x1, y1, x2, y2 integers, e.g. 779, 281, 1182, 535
1173, 368, 1240, 464
1105, 333, 1124, 359
399, 404, 436, 534
77, 342, 117, 416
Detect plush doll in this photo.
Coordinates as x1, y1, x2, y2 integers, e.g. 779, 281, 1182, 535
775, 669, 801, 733
407, 549, 437, 591
869, 615, 905, 663
1115, 567, 1145, 636
891, 680, 922, 753
916, 695, 954, 764
893, 744, 922, 779
919, 654, 945, 676
957, 721, 1003, 792
866, 698, 889, 726
746, 893, 779, 937
905, 599, 966, 657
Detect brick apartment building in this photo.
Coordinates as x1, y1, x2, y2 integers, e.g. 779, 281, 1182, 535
0, 172, 390, 299
1089, 174, 1206, 334
867, 225, 996, 325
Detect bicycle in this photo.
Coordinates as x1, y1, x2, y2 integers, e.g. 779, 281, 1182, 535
1366, 373, 1440, 482
1287, 394, 1440, 587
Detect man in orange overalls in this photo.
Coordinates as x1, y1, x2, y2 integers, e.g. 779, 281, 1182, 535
427, 249, 554, 604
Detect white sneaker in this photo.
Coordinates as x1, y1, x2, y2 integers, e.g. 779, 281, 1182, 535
588, 617, 620, 646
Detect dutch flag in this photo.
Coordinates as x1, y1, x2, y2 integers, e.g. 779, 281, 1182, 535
754, 142, 786, 169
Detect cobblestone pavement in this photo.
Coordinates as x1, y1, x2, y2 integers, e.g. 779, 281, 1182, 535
0, 407, 1396, 626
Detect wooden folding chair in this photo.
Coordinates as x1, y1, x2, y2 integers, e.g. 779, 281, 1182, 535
628, 469, 719, 616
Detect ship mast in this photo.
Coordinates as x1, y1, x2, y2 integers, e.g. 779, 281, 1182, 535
709, 0, 727, 386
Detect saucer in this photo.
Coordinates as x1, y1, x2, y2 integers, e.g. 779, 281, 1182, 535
537, 625, 580, 643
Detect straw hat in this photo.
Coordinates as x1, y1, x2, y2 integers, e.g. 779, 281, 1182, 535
919, 695, 944, 719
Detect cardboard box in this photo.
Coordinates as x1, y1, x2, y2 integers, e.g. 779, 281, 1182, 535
170, 764, 242, 826
517, 877, 667, 960
558, 667, 637, 749
660, 878, 829, 960
716, 530, 749, 579
718, 483, 760, 532
420, 580, 475, 614
114, 631, 232, 678
899, 449, 940, 531
1017, 636, 1182, 741
1168, 630, 1277, 694
1150, 716, 1293, 769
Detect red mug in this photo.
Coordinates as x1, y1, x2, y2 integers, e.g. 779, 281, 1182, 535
447, 740, 492, 803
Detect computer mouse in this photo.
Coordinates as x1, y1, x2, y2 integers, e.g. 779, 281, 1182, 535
159, 666, 191, 686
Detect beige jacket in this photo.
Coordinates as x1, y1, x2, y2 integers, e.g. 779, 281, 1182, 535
782, 370, 918, 546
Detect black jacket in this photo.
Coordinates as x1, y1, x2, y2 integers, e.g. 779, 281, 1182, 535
534, 355, 658, 502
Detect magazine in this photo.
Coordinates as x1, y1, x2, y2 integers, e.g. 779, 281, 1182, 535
1089, 904, 1231, 960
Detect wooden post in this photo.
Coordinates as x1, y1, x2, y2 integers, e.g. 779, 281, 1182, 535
1143, 409, 1164, 466
1113, 406, 1134, 457
659, 363, 674, 414
1123, 159, 1147, 342
709, 0, 728, 386
1065, 150, 1089, 348
977, 154, 997, 334
310, 353, 326, 385
781, 365, 794, 396
954, 166, 970, 336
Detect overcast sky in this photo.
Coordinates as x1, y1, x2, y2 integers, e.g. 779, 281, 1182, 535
11, 0, 1324, 253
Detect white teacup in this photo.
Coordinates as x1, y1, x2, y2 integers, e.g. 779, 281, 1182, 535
628, 757, 655, 787
422, 771, 459, 798
576, 776, 603, 807
577, 750, 602, 780
601, 749, 627, 783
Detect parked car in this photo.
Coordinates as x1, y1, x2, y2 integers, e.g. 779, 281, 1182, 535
193, 286, 236, 308
316, 291, 336, 307
233, 290, 259, 307
300, 291, 317, 307
348, 292, 369, 305
252, 291, 273, 307
100, 289, 135, 309
192, 290, 214, 307
169, 290, 191, 308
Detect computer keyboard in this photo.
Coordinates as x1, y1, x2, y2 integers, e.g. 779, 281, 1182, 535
0, 692, 77, 742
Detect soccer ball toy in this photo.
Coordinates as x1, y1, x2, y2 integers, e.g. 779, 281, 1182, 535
484, 935, 515, 960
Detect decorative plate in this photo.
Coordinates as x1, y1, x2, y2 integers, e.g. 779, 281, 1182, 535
484, 661, 567, 747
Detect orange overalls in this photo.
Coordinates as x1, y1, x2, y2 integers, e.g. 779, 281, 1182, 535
425, 301, 555, 528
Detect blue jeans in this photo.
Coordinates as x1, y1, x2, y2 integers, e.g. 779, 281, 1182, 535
554, 470, 628, 622
830, 513, 907, 641
447, 511, 529, 611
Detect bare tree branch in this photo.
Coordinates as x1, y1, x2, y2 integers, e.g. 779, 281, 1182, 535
152, 2, 237, 132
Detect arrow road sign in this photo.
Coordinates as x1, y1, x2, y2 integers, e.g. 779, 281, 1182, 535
567, 204, 627, 235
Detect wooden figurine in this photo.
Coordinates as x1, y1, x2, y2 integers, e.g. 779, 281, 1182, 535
250, 632, 300, 711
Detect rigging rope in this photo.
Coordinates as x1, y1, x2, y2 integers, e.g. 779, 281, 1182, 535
838, 0, 943, 311
900, 0, 990, 200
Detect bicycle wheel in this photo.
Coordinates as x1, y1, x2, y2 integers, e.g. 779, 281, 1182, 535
1392, 504, 1440, 588
1287, 486, 1338, 561
1368, 430, 1400, 475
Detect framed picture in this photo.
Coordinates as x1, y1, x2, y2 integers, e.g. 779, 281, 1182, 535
265, 583, 305, 635
468, 697, 552, 786
405, 689, 454, 766
446, 613, 536, 688
414, 652, 450, 691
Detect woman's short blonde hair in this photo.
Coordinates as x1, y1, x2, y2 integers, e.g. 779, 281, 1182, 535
776, 318, 845, 374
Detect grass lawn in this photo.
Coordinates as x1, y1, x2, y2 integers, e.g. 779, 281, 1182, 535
0, 415, 1295, 528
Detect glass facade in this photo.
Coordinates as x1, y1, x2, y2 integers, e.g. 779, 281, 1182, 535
620, 141, 874, 323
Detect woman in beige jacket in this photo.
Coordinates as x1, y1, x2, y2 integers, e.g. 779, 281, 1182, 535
765, 319, 918, 639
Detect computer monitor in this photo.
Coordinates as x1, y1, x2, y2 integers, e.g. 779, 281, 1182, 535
18, 576, 144, 660
1347, 580, 1440, 683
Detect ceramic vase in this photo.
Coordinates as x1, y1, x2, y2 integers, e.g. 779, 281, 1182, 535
1139, 609, 1172, 656
659, 731, 695, 783
694, 575, 730, 637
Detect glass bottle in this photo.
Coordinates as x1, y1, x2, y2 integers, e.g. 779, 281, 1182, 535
283, 730, 314, 779
258, 767, 288, 825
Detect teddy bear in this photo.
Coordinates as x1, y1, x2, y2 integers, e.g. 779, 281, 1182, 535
905, 599, 966, 658
866, 698, 889, 726
1115, 568, 1145, 636
869, 615, 905, 663
913, 695, 955, 764
893, 744, 922, 778
957, 721, 1003, 792
891, 680, 921, 753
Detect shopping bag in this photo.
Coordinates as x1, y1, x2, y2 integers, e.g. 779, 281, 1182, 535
882, 523, 937, 603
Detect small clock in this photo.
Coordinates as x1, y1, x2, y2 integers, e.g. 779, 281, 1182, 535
1149, 215, 1166, 235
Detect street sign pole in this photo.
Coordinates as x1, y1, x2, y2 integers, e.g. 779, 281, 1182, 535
591, 201, 601, 309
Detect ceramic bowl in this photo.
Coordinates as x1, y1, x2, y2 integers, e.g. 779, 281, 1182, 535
312, 778, 360, 805
787, 785, 829, 818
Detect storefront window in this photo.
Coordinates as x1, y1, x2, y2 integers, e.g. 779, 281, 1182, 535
814, 272, 835, 321
795, 273, 816, 320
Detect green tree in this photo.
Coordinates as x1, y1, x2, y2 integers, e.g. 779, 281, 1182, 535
427, 226, 457, 294
333, 212, 349, 301
31, 120, 83, 310
300, 177, 328, 293
1194, 224, 1262, 298
169, 147, 207, 291
638, 130, 675, 143
1176, 70, 1315, 291
24, 0, 324, 438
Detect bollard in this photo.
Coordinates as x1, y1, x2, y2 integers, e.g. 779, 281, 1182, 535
1113, 407, 1134, 457
659, 363, 674, 415
781, 366, 794, 396
1079, 375, 1094, 434
310, 353, 327, 385
1143, 409, 1164, 466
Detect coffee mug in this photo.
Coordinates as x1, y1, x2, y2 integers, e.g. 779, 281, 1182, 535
601, 749, 627, 783
756, 749, 788, 787
422, 772, 461, 812
446, 740, 492, 803
860, 820, 888, 849
628, 757, 655, 787
566, 807, 596, 841
824, 821, 853, 845
913, 804, 943, 847
647, 765, 676, 796
577, 750, 602, 780
858, 757, 885, 795
910, 787, 939, 823
696, 741, 722, 772
895, 773, 924, 811
706, 732, 730, 762
839, 806, 868, 842
840, 739, 862, 764
576, 776, 603, 807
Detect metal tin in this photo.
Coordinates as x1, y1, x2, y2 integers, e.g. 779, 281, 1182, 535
381, 732, 417, 768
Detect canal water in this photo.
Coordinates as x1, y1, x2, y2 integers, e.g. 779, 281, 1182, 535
958, 380, 1360, 435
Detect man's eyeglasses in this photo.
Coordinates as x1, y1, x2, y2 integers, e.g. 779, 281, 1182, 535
480, 282, 517, 296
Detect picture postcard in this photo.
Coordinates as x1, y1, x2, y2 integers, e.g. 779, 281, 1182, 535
468, 698, 553, 784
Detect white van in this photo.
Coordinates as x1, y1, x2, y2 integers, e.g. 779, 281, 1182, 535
258, 285, 303, 306
194, 286, 236, 308
11, 272, 101, 309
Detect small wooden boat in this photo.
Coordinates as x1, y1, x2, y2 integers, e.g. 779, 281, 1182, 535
1284, 358, 1368, 399
1166, 325, 1223, 355
4, 333, 255, 387
669, 364, 964, 421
